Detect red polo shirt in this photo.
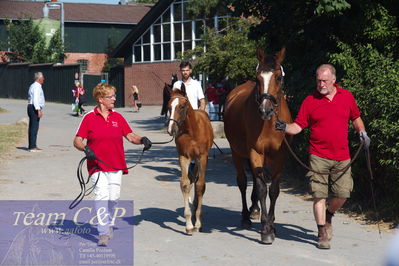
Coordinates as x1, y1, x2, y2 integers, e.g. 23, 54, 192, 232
294, 84, 361, 161
76, 107, 133, 175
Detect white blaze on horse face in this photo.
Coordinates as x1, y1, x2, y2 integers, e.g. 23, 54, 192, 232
260, 71, 273, 104
167, 98, 179, 134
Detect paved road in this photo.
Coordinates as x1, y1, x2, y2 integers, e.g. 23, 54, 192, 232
0, 98, 394, 266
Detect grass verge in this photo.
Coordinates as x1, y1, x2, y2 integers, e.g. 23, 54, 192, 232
0, 124, 26, 159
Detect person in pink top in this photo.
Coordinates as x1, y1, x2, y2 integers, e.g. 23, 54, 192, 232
72, 81, 86, 116
73, 82, 152, 247
275, 64, 371, 249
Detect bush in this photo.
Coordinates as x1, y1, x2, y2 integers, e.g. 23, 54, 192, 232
329, 3, 399, 224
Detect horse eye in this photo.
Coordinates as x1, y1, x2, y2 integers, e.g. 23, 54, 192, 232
276, 75, 283, 82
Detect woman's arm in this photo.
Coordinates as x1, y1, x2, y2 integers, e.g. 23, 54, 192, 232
73, 136, 86, 151
125, 132, 143, 145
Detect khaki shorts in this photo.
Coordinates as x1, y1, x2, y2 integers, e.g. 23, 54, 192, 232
307, 154, 353, 198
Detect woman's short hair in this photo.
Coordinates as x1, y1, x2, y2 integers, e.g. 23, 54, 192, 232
93, 82, 116, 102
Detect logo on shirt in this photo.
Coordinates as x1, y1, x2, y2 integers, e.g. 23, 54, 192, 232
112, 121, 118, 127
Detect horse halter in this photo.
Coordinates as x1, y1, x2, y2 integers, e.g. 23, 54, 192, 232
256, 92, 279, 106
167, 95, 189, 134
255, 66, 285, 119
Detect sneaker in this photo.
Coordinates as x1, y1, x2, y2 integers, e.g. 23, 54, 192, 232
29, 148, 42, 152
97, 235, 109, 246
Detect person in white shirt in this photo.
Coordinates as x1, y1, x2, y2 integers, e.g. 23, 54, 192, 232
173, 61, 206, 178
27, 72, 45, 152
173, 61, 206, 110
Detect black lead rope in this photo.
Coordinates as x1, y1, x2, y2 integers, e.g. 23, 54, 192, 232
69, 149, 145, 209
365, 145, 381, 237
69, 136, 176, 210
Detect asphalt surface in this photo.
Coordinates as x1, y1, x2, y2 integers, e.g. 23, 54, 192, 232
0, 98, 395, 266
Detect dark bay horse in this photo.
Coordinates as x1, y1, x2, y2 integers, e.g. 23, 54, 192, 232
224, 47, 292, 244
166, 83, 214, 234
161, 74, 178, 118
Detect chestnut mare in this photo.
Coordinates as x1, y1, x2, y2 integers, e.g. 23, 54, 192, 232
166, 83, 214, 235
224, 47, 292, 244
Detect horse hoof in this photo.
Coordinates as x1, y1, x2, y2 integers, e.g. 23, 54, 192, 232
186, 229, 194, 235
241, 219, 252, 229
250, 211, 260, 220
260, 233, 275, 245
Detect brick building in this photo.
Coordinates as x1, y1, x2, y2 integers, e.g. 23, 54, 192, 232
113, 0, 229, 106
0, 0, 152, 75
0, 0, 228, 106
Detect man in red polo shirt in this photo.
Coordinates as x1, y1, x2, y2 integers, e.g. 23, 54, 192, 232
275, 64, 370, 249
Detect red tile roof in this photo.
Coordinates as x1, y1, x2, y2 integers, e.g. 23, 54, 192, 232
0, 1, 152, 24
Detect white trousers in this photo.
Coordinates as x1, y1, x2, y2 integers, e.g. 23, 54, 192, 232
90, 170, 122, 236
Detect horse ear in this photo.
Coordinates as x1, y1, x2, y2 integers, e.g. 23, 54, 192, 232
180, 82, 187, 97
275, 47, 286, 64
257, 47, 265, 63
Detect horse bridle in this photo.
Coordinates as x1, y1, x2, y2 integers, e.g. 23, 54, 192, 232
256, 90, 279, 107
255, 65, 285, 115
167, 95, 189, 132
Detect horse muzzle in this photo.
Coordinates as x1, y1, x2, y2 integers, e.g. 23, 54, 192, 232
167, 120, 178, 136
258, 104, 275, 120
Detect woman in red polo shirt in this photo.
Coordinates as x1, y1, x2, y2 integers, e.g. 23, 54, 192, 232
73, 82, 152, 247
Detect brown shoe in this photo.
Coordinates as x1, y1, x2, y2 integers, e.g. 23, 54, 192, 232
317, 225, 331, 249
325, 210, 334, 241
98, 235, 109, 246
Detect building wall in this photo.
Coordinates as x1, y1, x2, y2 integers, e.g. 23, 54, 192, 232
65, 52, 107, 74
124, 61, 180, 106
65, 23, 134, 53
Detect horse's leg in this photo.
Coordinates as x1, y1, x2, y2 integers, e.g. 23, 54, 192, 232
179, 156, 194, 235
250, 151, 274, 244
267, 154, 284, 239
249, 160, 260, 220
193, 154, 207, 232
232, 150, 251, 228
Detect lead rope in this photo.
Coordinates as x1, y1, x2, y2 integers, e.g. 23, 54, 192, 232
276, 96, 380, 236
365, 145, 381, 237
69, 136, 175, 209
283, 136, 363, 175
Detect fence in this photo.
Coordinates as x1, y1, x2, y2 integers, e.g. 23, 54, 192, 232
0, 62, 124, 107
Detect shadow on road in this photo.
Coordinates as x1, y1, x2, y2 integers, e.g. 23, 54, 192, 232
126, 205, 316, 245
274, 223, 316, 246
130, 116, 166, 131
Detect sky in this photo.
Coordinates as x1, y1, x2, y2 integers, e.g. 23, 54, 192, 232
60, 0, 121, 4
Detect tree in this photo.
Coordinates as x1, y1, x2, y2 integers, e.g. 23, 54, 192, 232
189, 0, 399, 223
3, 18, 65, 63
180, 17, 262, 86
